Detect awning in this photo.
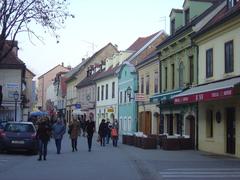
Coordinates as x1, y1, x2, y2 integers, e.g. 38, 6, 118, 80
150, 89, 183, 103
174, 76, 240, 104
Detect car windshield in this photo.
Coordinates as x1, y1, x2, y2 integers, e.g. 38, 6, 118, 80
5, 123, 35, 133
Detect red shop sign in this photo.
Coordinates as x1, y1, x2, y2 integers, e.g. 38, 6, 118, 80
174, 88, 233, 104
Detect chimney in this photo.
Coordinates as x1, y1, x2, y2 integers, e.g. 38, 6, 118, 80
7, 40, 19, 57
61, 62, 64, 67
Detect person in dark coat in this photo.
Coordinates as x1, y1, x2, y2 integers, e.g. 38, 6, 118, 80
98, 119, 108, 146
85, 116, 95, 152
36, 118, 51, 161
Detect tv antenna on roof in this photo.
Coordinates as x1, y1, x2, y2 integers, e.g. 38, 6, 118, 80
159, 16, 166, 32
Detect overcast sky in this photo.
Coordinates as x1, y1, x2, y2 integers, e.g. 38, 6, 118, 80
17, 0, 183, 78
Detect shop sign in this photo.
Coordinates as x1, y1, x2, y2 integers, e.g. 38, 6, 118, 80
174, 88, 233, 104
107, 107, 114, 112
135, 93, 145, 102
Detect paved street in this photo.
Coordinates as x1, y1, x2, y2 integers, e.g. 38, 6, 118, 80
1, 134, 240, 180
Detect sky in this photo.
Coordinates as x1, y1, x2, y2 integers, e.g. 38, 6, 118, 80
17, 0, 183, 78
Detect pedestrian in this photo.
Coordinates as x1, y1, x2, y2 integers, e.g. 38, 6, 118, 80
69, 118, 80, 152
111, 127, 118, 147
113, 119, 119, 132
36, 118, 51, 161
52, 118, 66, 154
85, 115, 95, 152
98, 119, 108, 146
106, 119, 112, 144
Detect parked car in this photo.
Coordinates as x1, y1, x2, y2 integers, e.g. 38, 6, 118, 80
0, 122, 38, 154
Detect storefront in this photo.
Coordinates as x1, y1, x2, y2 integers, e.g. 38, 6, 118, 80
174, 76, 240, 156
150, 89, 197, 150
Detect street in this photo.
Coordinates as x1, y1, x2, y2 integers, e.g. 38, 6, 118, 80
1, 134, 240, 180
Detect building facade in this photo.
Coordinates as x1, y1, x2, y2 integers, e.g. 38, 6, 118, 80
0, 41, 26, 122
37, 64, 69, 110
152, 0, 221, 148
137, 52, 161, 135
174, 0, 240, 156
65, 43, 118, 123
118, 61, 137, 134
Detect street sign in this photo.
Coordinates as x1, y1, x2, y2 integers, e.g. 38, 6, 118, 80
75, 103, 81, 109
135, 93, 145, 102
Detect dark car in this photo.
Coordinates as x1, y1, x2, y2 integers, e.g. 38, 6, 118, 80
0, 122, 38, 154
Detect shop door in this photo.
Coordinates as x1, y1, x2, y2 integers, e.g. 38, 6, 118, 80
144, 111, 151, 134
189, 116, 195, 148
226, 107, 235, 154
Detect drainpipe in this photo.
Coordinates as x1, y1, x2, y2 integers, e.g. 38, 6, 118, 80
192, 40, 199, 150
159, 54, 162, 134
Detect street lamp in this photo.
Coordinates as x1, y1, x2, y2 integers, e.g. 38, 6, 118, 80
13, 91, 19, 121
126, 86, 134, 100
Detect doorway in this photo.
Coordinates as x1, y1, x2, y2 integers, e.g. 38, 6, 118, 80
226, 107, 235, 154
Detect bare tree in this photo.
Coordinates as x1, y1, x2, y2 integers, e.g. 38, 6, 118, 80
0, 0, 74, 62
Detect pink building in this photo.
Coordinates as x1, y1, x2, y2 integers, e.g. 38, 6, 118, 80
37, 64, 69, 110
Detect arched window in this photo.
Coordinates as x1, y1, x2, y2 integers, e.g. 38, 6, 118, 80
179, 62, 184, 88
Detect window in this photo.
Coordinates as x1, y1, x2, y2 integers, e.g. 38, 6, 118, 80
179, 62, 184, 88
97, 86, 100, 101
189, 56, 194, 85
154, 71, 158, 93
141, 77, 144, 93
171, 64, 175, 89
167, 114, 173, 135
120, 91, 122, 104
228, 0, 237, 8
171, 19, 175, 35
124, 90, 127, 103
225, 40, 234, 73
101, 85, 104, 100
105, 84, 108, 100
206, 109, 213, 138
185, 8, 190, 24
112, 82, 115, 98
165, 67, 168, 90
146, 75, 150, 95
206, 49, 213, 78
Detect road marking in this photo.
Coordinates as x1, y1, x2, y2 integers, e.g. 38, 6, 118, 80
159, 168, 240, 179
166, 168, 240, 171
161, 175, 240, 178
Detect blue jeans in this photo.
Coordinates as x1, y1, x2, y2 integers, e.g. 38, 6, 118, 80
39, 140, 48, 158
55, 138, 62, 154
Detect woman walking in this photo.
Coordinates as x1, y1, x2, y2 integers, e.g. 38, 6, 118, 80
98, 119, 108, 146
36, 118, 51, 161
52, 119, 66, 154
85, 116, 95, 152
69, 118, 80, 152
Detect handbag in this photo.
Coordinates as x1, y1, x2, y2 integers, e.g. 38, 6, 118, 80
97, 135, 100, 142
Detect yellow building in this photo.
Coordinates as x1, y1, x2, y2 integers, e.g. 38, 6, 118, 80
175, 1, 240, 156
137, 52, 160, 134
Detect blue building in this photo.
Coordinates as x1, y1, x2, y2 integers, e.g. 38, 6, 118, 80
117, 61, 137, 134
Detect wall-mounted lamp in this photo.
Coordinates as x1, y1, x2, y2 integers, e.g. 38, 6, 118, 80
126, 86, 134, 100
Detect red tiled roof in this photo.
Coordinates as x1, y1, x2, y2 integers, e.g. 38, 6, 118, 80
126, 31, 160, 51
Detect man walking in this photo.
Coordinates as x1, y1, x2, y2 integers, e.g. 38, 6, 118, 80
85, 115, 95, 152
52, 119, 66, 154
